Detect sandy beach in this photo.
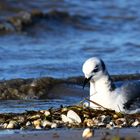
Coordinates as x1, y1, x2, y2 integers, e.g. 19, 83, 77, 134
0, 128, 140, 140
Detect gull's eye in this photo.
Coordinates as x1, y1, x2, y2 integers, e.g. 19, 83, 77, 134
92, 67, 99, 73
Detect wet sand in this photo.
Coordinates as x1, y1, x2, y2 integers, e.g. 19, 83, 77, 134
0, 128, 140, 140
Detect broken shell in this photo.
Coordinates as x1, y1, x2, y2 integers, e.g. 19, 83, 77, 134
84, 119, 95, 127
97, 122, 106, 127
44, 110, 50, 117
67, 110, 81, 124
115, 118, 126, 127
51, 123, 58, 128
42, 120, 52, 128
61, 114, 73, 124
7, 121, 19, 129
131, 119, 140, 127
29, 114, 40, 120
82, 128, 94, 139
3, 123, 8, 129
61, 107, 68, 112
35, 125, 41, 129
33, 119, 42, 129
26, 121, 32, 126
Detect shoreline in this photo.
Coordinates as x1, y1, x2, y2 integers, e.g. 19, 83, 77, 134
0, 128, 140, 140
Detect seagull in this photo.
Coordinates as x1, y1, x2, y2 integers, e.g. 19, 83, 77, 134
82, 57, 140, 113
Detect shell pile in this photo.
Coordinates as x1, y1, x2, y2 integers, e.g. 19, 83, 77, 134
0, 105, 139, 130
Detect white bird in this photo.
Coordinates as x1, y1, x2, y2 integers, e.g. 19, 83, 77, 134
82, 57, 140, 113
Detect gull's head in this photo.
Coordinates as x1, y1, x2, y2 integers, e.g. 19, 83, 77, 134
82, 57, 106, 88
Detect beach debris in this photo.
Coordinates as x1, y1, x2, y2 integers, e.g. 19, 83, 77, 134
0, 105, 139, 130
82, 128, 94, 140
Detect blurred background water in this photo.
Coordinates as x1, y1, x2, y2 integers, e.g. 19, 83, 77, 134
0, 0, 140, 80
0, 0, 140, 113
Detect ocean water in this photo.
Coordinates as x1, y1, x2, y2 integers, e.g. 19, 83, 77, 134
0, 0, 140, 113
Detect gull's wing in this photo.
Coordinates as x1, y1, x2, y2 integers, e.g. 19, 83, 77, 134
121, 81, 140, 110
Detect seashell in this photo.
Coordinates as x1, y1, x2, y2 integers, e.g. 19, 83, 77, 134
82, 128, 94, 139
61, 114, 73, 124
67, 110, 81, 124
7, 120, 19, 129
51, 123, 58, 129
131, 119, 140, 127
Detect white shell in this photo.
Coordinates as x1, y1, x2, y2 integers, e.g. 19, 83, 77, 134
131, 119, 139, 127
67, 110, 81, 124
82, 128, 93, 139
61, 114, 73, 123
51, 123, 57, 128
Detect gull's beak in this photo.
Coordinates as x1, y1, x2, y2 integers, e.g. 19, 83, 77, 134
83, 76, 92, 89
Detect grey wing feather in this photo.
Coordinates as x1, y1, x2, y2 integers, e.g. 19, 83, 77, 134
121, 81, 140, 110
